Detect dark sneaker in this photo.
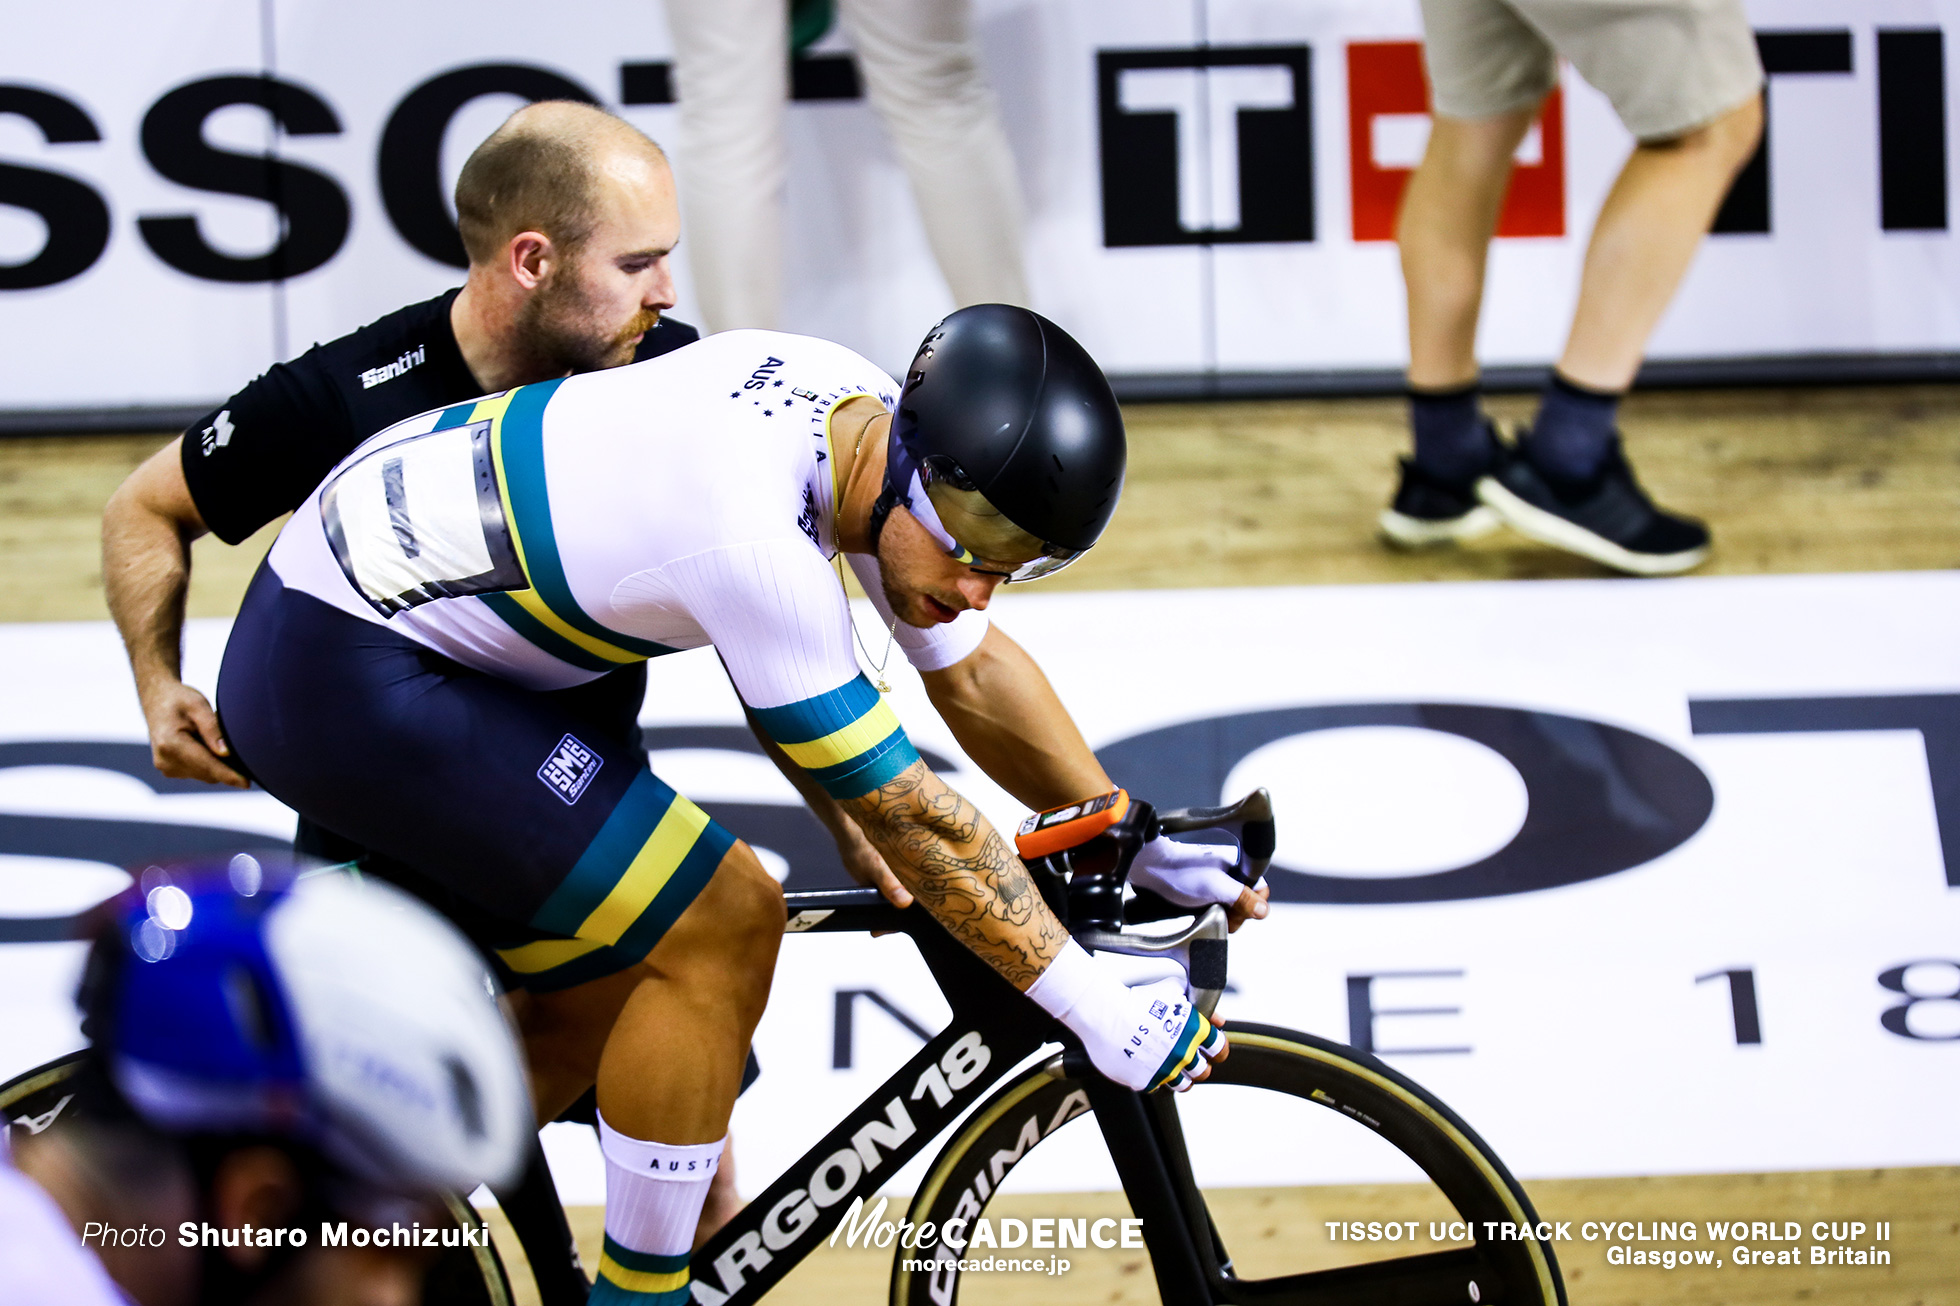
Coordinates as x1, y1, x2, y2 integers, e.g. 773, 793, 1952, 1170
1478, 431, 1709, 575
1378, 426, 1504, 548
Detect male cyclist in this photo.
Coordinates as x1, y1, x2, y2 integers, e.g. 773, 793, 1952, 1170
214, 305, 1269, 1304
2, 858, 531, 1306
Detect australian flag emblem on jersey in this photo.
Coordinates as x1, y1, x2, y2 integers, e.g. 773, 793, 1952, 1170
539, 734, 602, 805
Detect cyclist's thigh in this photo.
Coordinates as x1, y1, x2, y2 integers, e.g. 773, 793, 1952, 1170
218, 571, 736, 993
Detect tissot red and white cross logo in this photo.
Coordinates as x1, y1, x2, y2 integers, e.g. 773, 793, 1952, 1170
1345, 40, 1566, 242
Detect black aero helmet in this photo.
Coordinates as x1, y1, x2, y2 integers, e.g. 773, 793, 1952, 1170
871, 304, 1126, 581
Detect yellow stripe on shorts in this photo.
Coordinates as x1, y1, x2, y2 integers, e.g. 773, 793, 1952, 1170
495, 936, 606, 975
577, 795, 714, 945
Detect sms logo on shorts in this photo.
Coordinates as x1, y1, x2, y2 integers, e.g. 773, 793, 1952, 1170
538, 734, 603, 805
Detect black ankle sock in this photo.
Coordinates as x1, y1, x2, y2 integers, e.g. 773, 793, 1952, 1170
1529, 373, 1621, 482
1409, 384, 1488, 482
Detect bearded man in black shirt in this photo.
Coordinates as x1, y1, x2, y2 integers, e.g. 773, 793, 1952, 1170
104, 100, 696, 788
101, 101, 741, 1272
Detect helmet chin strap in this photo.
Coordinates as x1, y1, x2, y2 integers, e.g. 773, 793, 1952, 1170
866, 425, 916, 558
867, 425, 980, 564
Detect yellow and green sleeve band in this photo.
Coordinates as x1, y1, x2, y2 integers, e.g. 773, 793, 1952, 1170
752, 674, 920, 798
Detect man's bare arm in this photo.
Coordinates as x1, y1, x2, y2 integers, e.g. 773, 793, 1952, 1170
838, 759, 1066, 989
924, 624, 1268, 930
920, 624, 1110, 812
101, 438, 245, 787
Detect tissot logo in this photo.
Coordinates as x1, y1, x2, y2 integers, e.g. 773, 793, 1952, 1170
1093, 30, 1949, 251
1, 30, 1947, 295
1096, 46, 1314, 247
1346, 41, 1564, 241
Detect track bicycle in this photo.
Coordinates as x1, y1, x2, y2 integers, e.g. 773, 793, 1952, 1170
2, 790, 1566, 1305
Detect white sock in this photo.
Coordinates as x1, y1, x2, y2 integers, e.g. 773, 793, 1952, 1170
594, 1113, 726, 1304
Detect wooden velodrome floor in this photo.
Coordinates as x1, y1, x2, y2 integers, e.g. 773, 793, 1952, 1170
4, 385, 1958, 1304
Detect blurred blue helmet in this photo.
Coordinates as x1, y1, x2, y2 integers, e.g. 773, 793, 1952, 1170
85, 856, 531, 1196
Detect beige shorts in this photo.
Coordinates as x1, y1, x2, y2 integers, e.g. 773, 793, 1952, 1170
1417, 0, 1764, 140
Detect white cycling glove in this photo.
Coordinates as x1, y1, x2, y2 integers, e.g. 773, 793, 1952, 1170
1130, 834, 1257, 909
1025, 940, 1225, 1092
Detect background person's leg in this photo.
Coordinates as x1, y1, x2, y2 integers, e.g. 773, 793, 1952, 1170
1477, 0, 1766, 572
665, 0, 789, 331
1475, 93, 1763, 576
1529, 93, 1764, 485
1381, 109, 1535, 547
842, 0, 1030, 308
1398, 109, 1537, 394
1557, 94, 1766, 395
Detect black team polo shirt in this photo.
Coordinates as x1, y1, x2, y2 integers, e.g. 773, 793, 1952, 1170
181, 288, 700, 544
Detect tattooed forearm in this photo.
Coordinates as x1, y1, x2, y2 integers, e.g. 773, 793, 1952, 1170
842, 761, 1069, 989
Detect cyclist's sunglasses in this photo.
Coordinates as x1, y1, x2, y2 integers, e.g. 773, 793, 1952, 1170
886, 437, 1085, 583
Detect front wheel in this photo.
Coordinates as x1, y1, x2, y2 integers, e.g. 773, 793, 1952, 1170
892, 1023, 1565, 1306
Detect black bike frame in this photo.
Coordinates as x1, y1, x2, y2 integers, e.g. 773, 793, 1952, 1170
685, 886, 1226, 1306
686, 886, 1043, 1304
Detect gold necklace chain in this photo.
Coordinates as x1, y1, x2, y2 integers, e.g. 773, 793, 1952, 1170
834, 409, 899, 692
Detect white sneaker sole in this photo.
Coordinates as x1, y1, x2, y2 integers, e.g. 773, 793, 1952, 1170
1477, 477, 1709, 576
1378, 504, 1502, 548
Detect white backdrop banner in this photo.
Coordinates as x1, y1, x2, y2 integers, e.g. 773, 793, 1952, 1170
1, 0, 1955, 409
2, 571, 1957, 1204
